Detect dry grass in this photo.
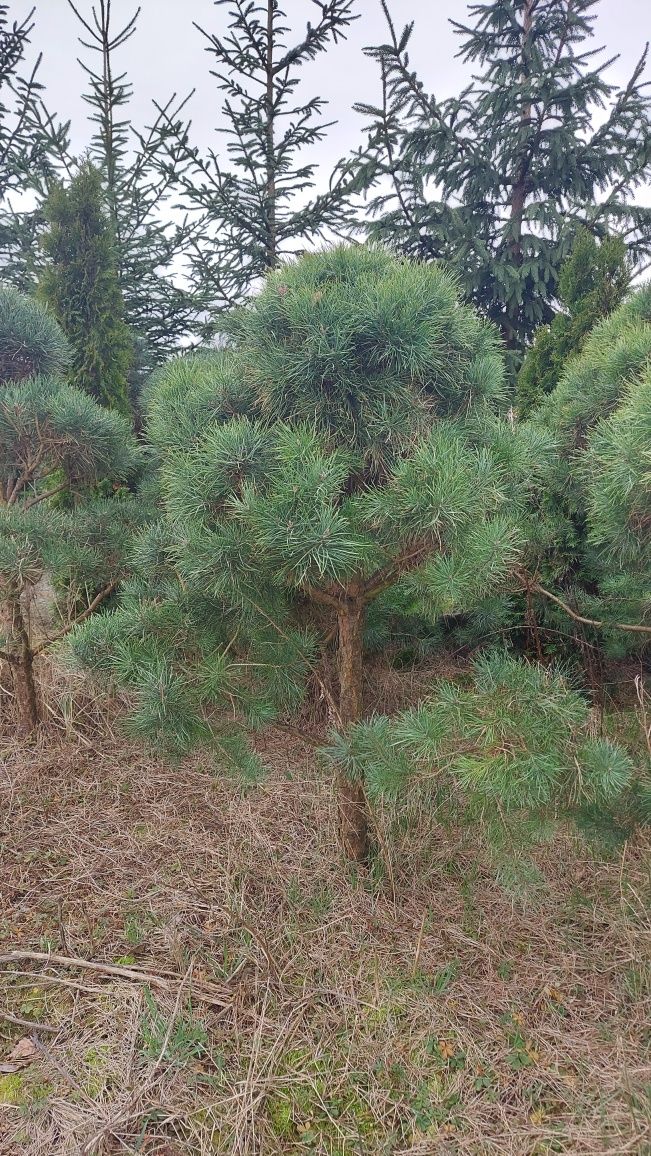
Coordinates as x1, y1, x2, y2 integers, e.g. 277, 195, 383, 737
1, 717, 650, 1155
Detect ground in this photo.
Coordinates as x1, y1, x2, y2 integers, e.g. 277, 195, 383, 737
1, 723, 650, 1155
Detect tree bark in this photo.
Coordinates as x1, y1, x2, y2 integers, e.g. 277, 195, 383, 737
1, 590, 39, 736
335, 599, 370, 862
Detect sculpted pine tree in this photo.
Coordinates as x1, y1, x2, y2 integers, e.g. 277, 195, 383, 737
71, 247, 539, 860
355, 0, 651, 365
0, 287, 141, 734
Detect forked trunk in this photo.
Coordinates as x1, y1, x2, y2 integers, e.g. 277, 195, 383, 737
336, 599, 370, 862
1, 591, 39, 736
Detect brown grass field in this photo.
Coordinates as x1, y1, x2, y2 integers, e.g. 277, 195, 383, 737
1, 673, 650, 1155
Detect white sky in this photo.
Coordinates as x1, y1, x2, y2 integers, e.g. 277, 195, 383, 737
10, 0, 651, 188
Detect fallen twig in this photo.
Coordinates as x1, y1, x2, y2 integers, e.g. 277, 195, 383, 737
0, 950, 232, 1010
0, 1009, 59, 1034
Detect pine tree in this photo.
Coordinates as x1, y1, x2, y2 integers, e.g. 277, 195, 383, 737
0, 283, 69, 383
324, 651, 644, 869
0, 287, 142, 734
38, 161, 133, 416
65, 0, 200, 367
155, 0, 360, 314
355, 0, 651, 366
524, 284, 651, 647
70, 246, 541, 860
517, 230, 630, 415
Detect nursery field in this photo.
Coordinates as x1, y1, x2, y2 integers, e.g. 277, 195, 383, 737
1, 703, 650, 1156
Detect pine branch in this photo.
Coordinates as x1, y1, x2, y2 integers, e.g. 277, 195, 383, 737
527, 578, 651, 636
33, 581, 119, 656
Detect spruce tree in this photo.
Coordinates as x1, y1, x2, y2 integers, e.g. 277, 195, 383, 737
0, 287, 142, 734
355, 0, 651, 365
155, 0, 360, 313
517, 231, 630, 416
70, 246, 539, 860
38, 161, 133, 416
0, 4, 69, 283
65, 0, 199, 366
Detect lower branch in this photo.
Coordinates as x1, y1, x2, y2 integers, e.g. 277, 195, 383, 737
530, 580, 651, 636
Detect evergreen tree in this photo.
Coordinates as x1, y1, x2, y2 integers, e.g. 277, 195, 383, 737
155, 0, 360, 314
325, 651, 644, 867
355, 0, 651, 366
0, 283, 69, 382
70, 246, 540, 861
38, 161, 133, 416
0, 287, 142, 734
0, 4, 69, 283
524, 284, 651, 647
582, 372, 650, 636
517, 230, 630, 415
65, 0, 200, 367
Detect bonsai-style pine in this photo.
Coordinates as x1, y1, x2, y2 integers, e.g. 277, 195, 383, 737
72, 246, 538, 859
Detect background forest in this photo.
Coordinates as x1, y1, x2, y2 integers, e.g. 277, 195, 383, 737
0, 2, 650, 1154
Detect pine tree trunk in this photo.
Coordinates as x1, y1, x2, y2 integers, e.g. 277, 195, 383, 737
1, 590, 39, 736
336, 599, 370, 862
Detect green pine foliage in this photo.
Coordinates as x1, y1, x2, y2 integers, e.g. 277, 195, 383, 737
0, 284, 70, 382
323, 652, 641, 853
581, 373, 651, 632
355, 0, 651, 366
70, 246, 540, 858
37, 162, 133, 416
517, 231, 630, 416
528, 283, 651, 644
0, 287, 143, 733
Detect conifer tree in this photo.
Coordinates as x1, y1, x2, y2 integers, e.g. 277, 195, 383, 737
155, 0, 360, 313
325, 651, 643, 867
0, 4, 69, 282
38, 161, 133, 416
0, 287, 142, 734
355, 0, 651, 365
517, 231, 630, 415
70, 246, 540, 860
524, 284, 651, 646
65, 0, 199, 366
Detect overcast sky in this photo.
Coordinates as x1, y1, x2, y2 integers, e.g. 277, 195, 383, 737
10, 0, 651, 188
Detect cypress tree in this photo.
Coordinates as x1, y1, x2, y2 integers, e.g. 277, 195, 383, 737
38, 161, 133, 416
356, 0, 651, 367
